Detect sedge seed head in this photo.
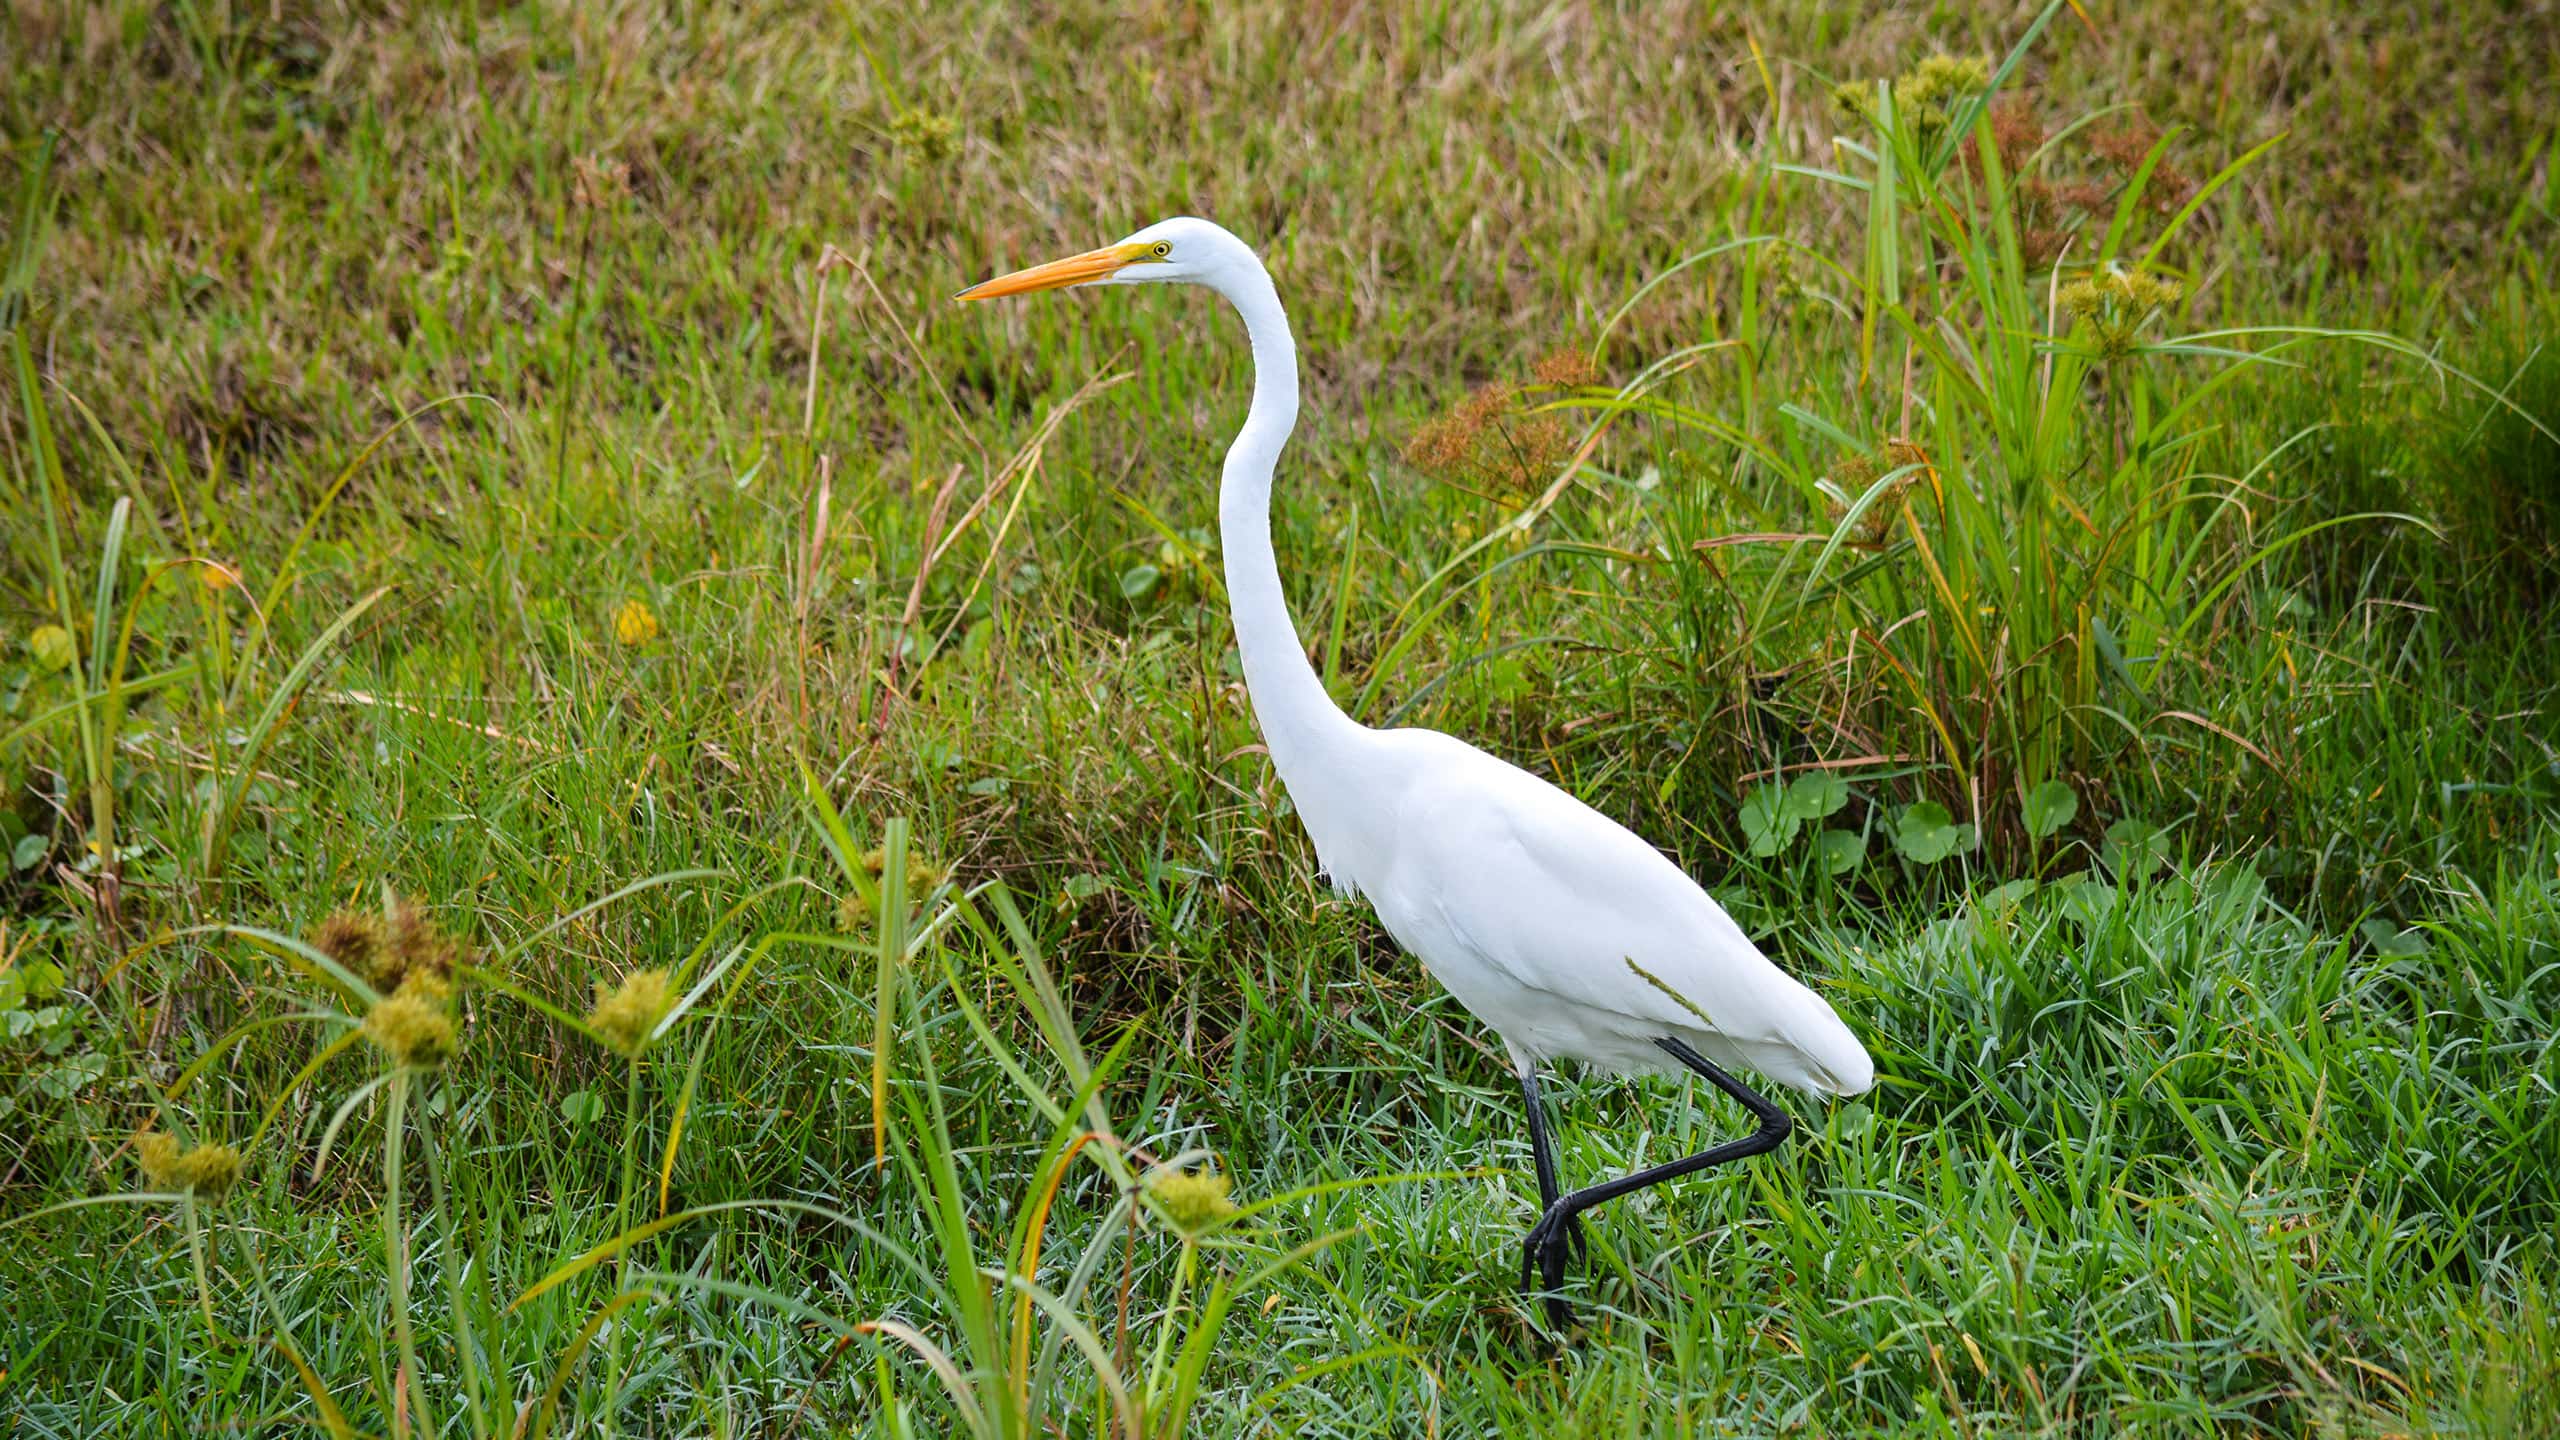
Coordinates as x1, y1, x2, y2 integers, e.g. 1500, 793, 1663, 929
835, 889, 872, 932
2060, 268, 2184, 358
312, 910, 388, 981
571, 153, 631, 210
588, 968, 672, 1058
1404, 376, 1574, 500
1144, 1164, 1239, 1236
372, 901, 470, 992
854, 845, 944, 893
364, 989, 457, 1068
1836, 55, 1989, 145
888, 108, 960, 162
137, 1132, 244, 1199
137, 1130, 181, 1187
1530, 348, 1600, 389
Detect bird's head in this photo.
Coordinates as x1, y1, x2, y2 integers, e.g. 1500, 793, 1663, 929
955, 216, 1253, 302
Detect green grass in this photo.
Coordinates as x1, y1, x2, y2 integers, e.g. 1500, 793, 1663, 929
4, 2, 2558, 1435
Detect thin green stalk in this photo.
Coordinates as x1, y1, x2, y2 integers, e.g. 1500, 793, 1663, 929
181, 1192, 217, 1335
419, 1114, 493, 1439
384, 1069, 434, 1440
1142, 1240, 1198, 1418
602, 1051, 645, 1436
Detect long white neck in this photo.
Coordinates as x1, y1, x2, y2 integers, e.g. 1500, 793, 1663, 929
1207, 259, 1361, 779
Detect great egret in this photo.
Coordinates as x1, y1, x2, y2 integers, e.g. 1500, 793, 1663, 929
958, 217, 1873, 1325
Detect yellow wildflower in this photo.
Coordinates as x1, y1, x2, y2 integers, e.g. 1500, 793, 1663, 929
614, 599, 660, 646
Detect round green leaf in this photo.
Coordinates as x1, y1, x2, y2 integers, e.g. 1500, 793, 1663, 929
1980, 877, 2039, 914
2054, 875, 2119, 931
27, 625, 73, 674
2358, 918, 2428, 957
1117, 563, 1163, 601
1815, 828, 1865, 876
1738, 784, 1801, 857
2022, 779, 2078, 839
1783, 770, 1850, 821
1893, 802, 1966, 864
2102, 817, 2169, 878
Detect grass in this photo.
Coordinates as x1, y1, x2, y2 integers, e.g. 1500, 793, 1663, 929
4, 1, 2558, 1434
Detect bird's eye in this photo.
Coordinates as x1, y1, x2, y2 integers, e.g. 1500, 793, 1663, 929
1150, 241, 1173, 259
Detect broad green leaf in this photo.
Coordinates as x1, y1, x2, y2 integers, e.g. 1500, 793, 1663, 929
2102, 817, 2169, 878
2054, 875, 2119, 931
1118, 563, 1162, 601
1893, 802, 1969, 865
1815, 828, 1865, 876
27, 625, 72, 673
2022, 780, 2078, 839
1738, 784, 1800, 856
2359, 918, 2428, 957
1980, 877, 2039, 914
1784, 770, 1850, 821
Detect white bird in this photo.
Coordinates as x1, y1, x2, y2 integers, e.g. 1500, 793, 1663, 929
959, 217, 1873, 1325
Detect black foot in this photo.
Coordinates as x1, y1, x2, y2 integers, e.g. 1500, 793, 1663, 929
1518, 1204, 1588, 1328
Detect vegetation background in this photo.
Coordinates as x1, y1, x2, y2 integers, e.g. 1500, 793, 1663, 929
3, 1, 2556, 1434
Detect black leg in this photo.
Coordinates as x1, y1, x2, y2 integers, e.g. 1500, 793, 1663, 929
1521, 1063, 1562, 1211
1515, 1063, 1585, 1293
1519, 1036, 1792, 1329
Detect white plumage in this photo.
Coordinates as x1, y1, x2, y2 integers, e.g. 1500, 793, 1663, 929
1332, 728, 1872, 1094
960, 215, 1873, 1322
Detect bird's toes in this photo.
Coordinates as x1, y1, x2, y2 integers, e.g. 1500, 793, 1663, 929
1542, 1291, 1576, 1330
1519, 1213, 1564, 1292
1538, 1230, 1571, 1292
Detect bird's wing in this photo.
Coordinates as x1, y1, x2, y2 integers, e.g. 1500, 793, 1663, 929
1369, 733, 1869, 1092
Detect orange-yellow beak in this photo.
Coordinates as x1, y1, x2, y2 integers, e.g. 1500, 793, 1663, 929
954, 242, 1150, 302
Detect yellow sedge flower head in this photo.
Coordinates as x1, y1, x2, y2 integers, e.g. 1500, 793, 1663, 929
835, 889, 871, 932
588, 968, 672, 1058
137, 1132, 245, 1199
1144, 1163, 1239, 1237
365, 986, 457, 1068
888, 108, 960, 162
857, 845, 946, 894
2060, 268, 2185, 359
